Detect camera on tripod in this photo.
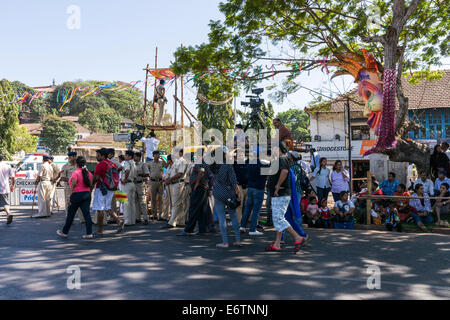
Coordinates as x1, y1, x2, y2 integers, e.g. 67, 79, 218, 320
240, 88, 268, 131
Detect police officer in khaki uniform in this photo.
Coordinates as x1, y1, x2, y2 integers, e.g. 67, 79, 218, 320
48, 156, 60, 213
122, 150, 137, 226
35, 155, 54, 218
148, 151, 166, 220
54, 151, 84, 222
133, 152, 150, 225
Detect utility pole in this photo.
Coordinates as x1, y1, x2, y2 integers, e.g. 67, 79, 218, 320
345, 98, 353, 194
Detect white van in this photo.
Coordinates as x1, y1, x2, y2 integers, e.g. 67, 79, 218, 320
15, 154, 68, 179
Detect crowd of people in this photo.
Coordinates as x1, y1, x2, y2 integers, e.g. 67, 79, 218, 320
0, 120, 449, 250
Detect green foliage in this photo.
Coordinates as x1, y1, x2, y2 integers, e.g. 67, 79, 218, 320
173, 0, 448, 108
79, 101, 122, 133
276, 109, 311, 142
10, 81, 50, 121
40, 115, 77, 154
46, 81, 143, 123
0, 79, 21, 158
196, 75, 235, 136
13, 125, 38, 154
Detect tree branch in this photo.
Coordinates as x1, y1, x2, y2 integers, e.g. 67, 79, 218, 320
361, 35, 386, 44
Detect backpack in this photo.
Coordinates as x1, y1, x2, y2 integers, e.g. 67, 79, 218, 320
298, 166, 310, 191
103, 159, 119, 191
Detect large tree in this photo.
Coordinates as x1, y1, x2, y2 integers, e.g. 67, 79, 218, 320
40, 115, 77, 154
78, 97, 122, 133
277, 108, 311, 143
172, 0, 449, 172
0, 79, 21, 158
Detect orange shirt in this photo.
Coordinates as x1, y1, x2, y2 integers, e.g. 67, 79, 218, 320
394, 191, 410, 207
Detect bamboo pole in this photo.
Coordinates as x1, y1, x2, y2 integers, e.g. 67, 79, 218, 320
366, 171, 372, 225
180, 44, 184, 130
143, 63, 149, 126
152, 47, 158, 126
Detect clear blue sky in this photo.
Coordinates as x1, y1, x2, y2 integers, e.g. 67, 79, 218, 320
0, 0, 357, 119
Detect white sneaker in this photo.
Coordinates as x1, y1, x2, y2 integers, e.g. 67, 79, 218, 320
239, 227, 246, 233
249, 231, 264, 236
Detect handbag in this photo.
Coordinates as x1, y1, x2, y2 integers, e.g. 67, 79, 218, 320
226, 198, 241, 210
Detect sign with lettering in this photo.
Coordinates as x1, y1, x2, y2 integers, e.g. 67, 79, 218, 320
18, 180, 38, 204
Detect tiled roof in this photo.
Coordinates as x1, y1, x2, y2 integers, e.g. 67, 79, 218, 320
306, 69, 450, 114
78, 133, 114, 143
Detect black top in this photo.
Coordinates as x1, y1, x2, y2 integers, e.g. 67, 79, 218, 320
247, 160, 269, 190
233, 161, 249, 186
268, 156, 291, 197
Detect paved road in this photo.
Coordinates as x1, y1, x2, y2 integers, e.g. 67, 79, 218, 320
0, 203, 450, 300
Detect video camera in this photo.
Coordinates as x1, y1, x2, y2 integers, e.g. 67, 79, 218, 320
240, 88, 268, 131
114, 124, 146, 150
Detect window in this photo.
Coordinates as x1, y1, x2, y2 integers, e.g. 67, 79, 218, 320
351, 125, 370, 140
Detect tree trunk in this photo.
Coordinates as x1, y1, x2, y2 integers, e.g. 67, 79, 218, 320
384, 138, 430, 174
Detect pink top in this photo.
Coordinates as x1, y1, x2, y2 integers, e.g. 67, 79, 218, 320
69, 168, 93, 193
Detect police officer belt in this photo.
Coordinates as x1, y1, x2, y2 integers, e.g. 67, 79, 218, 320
169, 180, 181, 185
151, 178, 162, 182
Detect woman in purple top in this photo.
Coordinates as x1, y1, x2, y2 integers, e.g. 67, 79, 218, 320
331, 160, 350, 202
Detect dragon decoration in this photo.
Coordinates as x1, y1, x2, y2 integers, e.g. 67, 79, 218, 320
328, 49, 397, 156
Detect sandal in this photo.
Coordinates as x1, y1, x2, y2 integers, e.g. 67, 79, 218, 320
265, 243, 282, 252
56, 230, 68, 238
216, 243, 229, 248
294, 239, 305, 253
233, 242, 243, 247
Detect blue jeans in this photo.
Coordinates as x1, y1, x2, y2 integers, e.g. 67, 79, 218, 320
411, 212, 434, 225
240, 188, 265, 232
215, 197, 240, 244
334, 220, 354, 230
332, 192, 342, 202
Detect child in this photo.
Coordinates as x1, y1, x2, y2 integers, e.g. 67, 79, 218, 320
384, 200, 402, 232
394, 184, 411, 222
318, 198, 332, 229
333, 191, 355, 229
306, 197, 320, 228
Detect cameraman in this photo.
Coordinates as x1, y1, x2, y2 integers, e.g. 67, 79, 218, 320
141, 131, 160, 162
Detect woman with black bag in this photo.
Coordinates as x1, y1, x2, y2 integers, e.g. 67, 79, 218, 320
211, 149, 242, 248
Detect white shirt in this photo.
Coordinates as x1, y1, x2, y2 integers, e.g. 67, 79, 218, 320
0, 162, 14, 194
414, 178, 435, 196
141, 137, 160, 158
298, 160, 312, 176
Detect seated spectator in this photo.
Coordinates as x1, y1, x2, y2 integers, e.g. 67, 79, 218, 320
305, 197, 320, 228
318, 198, 332, 229
434, 170, 450, 197
301, 189, 316, 214
384, 200, 402, 232
394, 184, 411, 222
414, 172, 435, 196
379, 172, 400, 196
409, 184, 433, 232
332, 191, 355, 229
435, 182, 450, 227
